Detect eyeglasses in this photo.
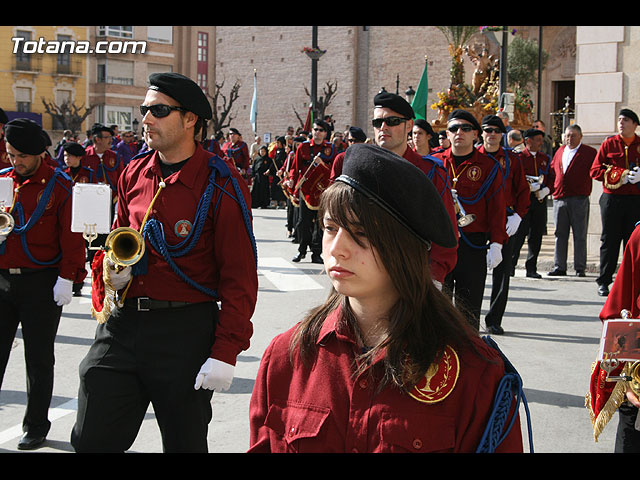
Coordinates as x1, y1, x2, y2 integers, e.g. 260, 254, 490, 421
482, 127, 502, 134
372, 116, 409, 128
140, 104, 188, 118
447, 123, 475, 133
313, 128, 326, 132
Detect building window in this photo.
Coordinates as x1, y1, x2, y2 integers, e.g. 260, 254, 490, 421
105, 106, 134, 131
57, 34, 72, 74
147, 26, 172, 44
97, 59, 134, 85
14, 30, 31, 70
97, 26, 133, 38
197, 32, 209, 90
15, 87, 32, 112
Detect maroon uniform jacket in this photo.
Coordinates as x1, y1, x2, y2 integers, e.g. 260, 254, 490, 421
249, 305, 523, 453
222, 140, 251, 171
549, 143, 597, 199
434, 148, 508, 246
590, 134, 640, 195
83, 145, 123, 196
0, 160, 86, 282
115, 143, 258, 365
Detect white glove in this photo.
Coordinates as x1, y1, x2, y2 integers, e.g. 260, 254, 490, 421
105, 257, 132, 290
628, 167, 640, 184
486, 242, 503, 270
505, 213, 522, 237
194, 358, 235, 391
535, 186, 550, 201
529, 182, 541, 192
0, 234, 6, 245
53, 276, 73, 306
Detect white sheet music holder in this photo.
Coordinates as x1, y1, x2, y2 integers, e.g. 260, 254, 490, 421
71, 183, 112, 248
0, 177, 13, 211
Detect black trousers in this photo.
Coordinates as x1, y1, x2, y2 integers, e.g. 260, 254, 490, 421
615, 403, 640, 453
71, 301, 218, 453
296, 193, 321, 256
485, 236, 515, 329
0, 268, 61, 438
597, 193, 640, 287
444, 232, 488, 330
511, 194, 547, 274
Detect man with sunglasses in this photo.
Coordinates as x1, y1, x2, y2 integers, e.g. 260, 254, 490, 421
329, 125, 367, 182
71, 72, 258, 453
287, 119, 335, 263
222, 128, 251, 181
433, 110, 507, 330
478, 115, 529, 335
372, 92, 457, 287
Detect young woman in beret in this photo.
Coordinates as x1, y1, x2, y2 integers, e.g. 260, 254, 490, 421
248, 143, 524, 453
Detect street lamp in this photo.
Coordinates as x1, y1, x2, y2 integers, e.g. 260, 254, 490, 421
405, 85, 416, 104
132, 118, 139, 134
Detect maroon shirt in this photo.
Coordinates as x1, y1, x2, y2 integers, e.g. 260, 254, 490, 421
549, 143, 597, 199
115, 143, 258, 365
83, 145, 123, 195
590, 134, 640, 195
222, 140, 251, 171
434, 148, 508, 245
249, 306, 523, 453
0, 160, 86, 281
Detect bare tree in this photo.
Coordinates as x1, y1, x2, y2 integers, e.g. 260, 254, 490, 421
41, 98, 94, 133
206, 78, 241, 137
293, 79, 338, 129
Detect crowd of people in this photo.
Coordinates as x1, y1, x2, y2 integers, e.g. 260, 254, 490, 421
0, 70, 639, 453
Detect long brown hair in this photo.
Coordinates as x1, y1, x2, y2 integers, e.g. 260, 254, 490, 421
290, 181, 479, 391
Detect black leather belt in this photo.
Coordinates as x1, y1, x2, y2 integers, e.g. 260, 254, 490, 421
1, 267, 49, 275
124, 297, 195, 311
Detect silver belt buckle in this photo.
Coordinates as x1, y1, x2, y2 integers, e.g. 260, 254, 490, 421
137, 297, 151, 311
9, 268, 21, 275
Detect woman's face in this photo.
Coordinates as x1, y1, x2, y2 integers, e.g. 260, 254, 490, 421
322, 213, 397, 306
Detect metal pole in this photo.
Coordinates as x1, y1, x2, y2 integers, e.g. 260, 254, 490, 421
537, 26, 543, 120
311, 26, 318, 121
499, 26, 508, 109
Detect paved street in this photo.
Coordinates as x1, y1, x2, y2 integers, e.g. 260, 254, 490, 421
0, 206, 622, 453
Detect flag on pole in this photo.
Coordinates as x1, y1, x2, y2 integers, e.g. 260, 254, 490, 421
250, 70, 258, 133
410, 59, 429, 120
303, 104, 313, 133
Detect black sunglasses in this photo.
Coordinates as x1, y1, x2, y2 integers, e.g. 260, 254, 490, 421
447, 123, 475, 133
482, 127, 502, 134
140, 104, 188, 118
372, 116, 409, 128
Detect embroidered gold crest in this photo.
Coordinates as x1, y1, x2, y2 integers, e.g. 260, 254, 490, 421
467, 165, 482, 182
409, 345, 460, 404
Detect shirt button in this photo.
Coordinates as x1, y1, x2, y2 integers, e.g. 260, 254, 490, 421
288, 426, 296, 437
359, 379, 368, 389
412, 438, 423, 450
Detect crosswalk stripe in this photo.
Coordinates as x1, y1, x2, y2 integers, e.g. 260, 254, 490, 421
258, 257, 325, 291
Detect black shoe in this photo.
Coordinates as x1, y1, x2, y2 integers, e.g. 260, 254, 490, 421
311, 254, 323, 264
73, 282, 83, 296
547, 269, 566, 276
17, 433, 46, 450
526, 271, 542, 279
486, 325, 504, 335
576, 271, 586, 277
292, 253, 306, 263
598, 284, 609, 297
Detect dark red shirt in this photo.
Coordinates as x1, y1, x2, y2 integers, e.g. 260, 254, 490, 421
0, 160, 86, 281
434, 148, 508, 245
590, 134, 640, 195
249, 306, 523, 453
83, 145, 123, 195
549, 143, 597, 199
115, 143, 258, 365
222, 141, 251, 171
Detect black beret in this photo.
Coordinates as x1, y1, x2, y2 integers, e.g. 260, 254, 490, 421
91, 123, 114, 136
4, 118, 47, 155
414, 118, 435, 136
148, 72, 212, 120
348, 126, 367, 143
62, 141, 86, 157
619, 108, 639, 124
523, 128, 544, 139
373, 92, 415, 119
481, 114, 506, 134
336, 143, 457, 248
447, 109, 481, 131
229, 128, 241, 135
0, 108, 7, 125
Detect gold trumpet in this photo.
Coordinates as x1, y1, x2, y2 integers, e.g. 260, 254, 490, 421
601, 310, 640, 397
0, 210, 14, 236
103, 226, 146, 268
451, 189, 476, 227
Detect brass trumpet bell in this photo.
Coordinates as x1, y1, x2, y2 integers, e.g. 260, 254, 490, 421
0, 211, 14, 236
104, 227, 145, 267
625, 361, 640, 397
451, 189, 476, 227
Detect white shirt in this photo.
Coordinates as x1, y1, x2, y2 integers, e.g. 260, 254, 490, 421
562, 143, 581, 173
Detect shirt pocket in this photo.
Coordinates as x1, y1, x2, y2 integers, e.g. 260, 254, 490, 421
380, 412, 456, 453
264, 401, 331, 453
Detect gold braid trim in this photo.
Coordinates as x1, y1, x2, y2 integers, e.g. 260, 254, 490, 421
603, 164, 629, 190
585, 361, 628, 442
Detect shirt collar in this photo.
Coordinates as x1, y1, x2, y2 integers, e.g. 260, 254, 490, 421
142, 142, 205, 189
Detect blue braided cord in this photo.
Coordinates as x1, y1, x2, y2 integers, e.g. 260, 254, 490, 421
457, 160, 503, 206
476, 336, 534, 453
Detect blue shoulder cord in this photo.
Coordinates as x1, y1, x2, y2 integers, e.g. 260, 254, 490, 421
456, 150, 508, 250
422, 155, 451, 196
137, 154, 257, 299
0, 167, 72, 265
476, 335, 534, 453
